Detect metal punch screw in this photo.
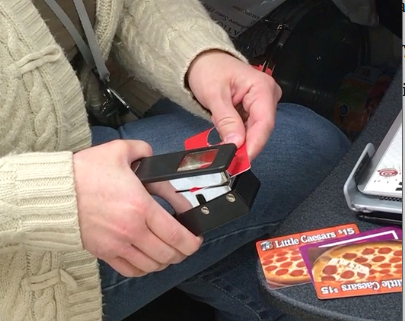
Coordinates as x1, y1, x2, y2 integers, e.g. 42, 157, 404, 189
226, 194, 236, 202
201, 206, 210, 215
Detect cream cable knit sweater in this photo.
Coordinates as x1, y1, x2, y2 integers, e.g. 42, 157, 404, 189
0, 0, 246, 320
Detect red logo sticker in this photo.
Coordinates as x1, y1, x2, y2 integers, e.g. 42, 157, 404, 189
378, 168, 398, 177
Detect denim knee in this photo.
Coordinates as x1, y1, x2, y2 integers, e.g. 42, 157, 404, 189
247, 104, 351, 224
274, 103, 351, 163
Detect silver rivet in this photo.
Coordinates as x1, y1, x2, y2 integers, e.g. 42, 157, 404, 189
201, 206, 210, 214
226, 194, 236, 202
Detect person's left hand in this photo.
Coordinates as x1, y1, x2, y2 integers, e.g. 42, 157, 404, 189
187, 50, 282, 160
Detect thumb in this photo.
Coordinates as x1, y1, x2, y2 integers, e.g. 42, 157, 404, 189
119, 140, 153, 163
209, 100, 246, 147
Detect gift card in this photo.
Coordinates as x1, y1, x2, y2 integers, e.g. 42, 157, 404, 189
299, 227, 402, 299
256, 224, 359, 290
184, 127, 250, 177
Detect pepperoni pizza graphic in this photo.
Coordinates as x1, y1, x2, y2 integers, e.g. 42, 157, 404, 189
312, 241, 402, 283
260, 248, 310, 285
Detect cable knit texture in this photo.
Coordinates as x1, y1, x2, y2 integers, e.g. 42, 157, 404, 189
113, 0, 248, 118
0, 0, 244, 320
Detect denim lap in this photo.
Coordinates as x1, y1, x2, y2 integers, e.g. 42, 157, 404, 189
92, 101, 350, 321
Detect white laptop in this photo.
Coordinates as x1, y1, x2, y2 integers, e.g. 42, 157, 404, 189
344, 110, 402, 219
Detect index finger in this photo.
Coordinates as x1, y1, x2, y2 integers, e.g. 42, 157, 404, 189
145, 200, 202, 256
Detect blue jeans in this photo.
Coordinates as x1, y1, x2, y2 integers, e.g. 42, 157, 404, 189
91, 100, 350, 321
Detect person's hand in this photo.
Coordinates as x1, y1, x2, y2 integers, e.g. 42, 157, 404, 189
187, 50, 282, 159
73, 140, 202, 277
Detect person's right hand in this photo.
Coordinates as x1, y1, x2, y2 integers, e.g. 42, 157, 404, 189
73, 140, 202, 277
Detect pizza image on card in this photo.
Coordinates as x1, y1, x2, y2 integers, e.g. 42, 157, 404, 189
312, 241, 402, 283
260, 248, 309, 287
302, 239, 402, 299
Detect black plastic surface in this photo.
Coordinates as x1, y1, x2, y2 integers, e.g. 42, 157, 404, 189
175, 170, 260, 235
135, 144, 236, 183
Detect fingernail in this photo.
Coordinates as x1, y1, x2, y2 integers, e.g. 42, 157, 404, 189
224, 134, 240, 145
198, 236, 204, 244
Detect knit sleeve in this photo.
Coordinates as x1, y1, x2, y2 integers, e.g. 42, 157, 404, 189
0, 152, 84, 252
112, 0, 248, 117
